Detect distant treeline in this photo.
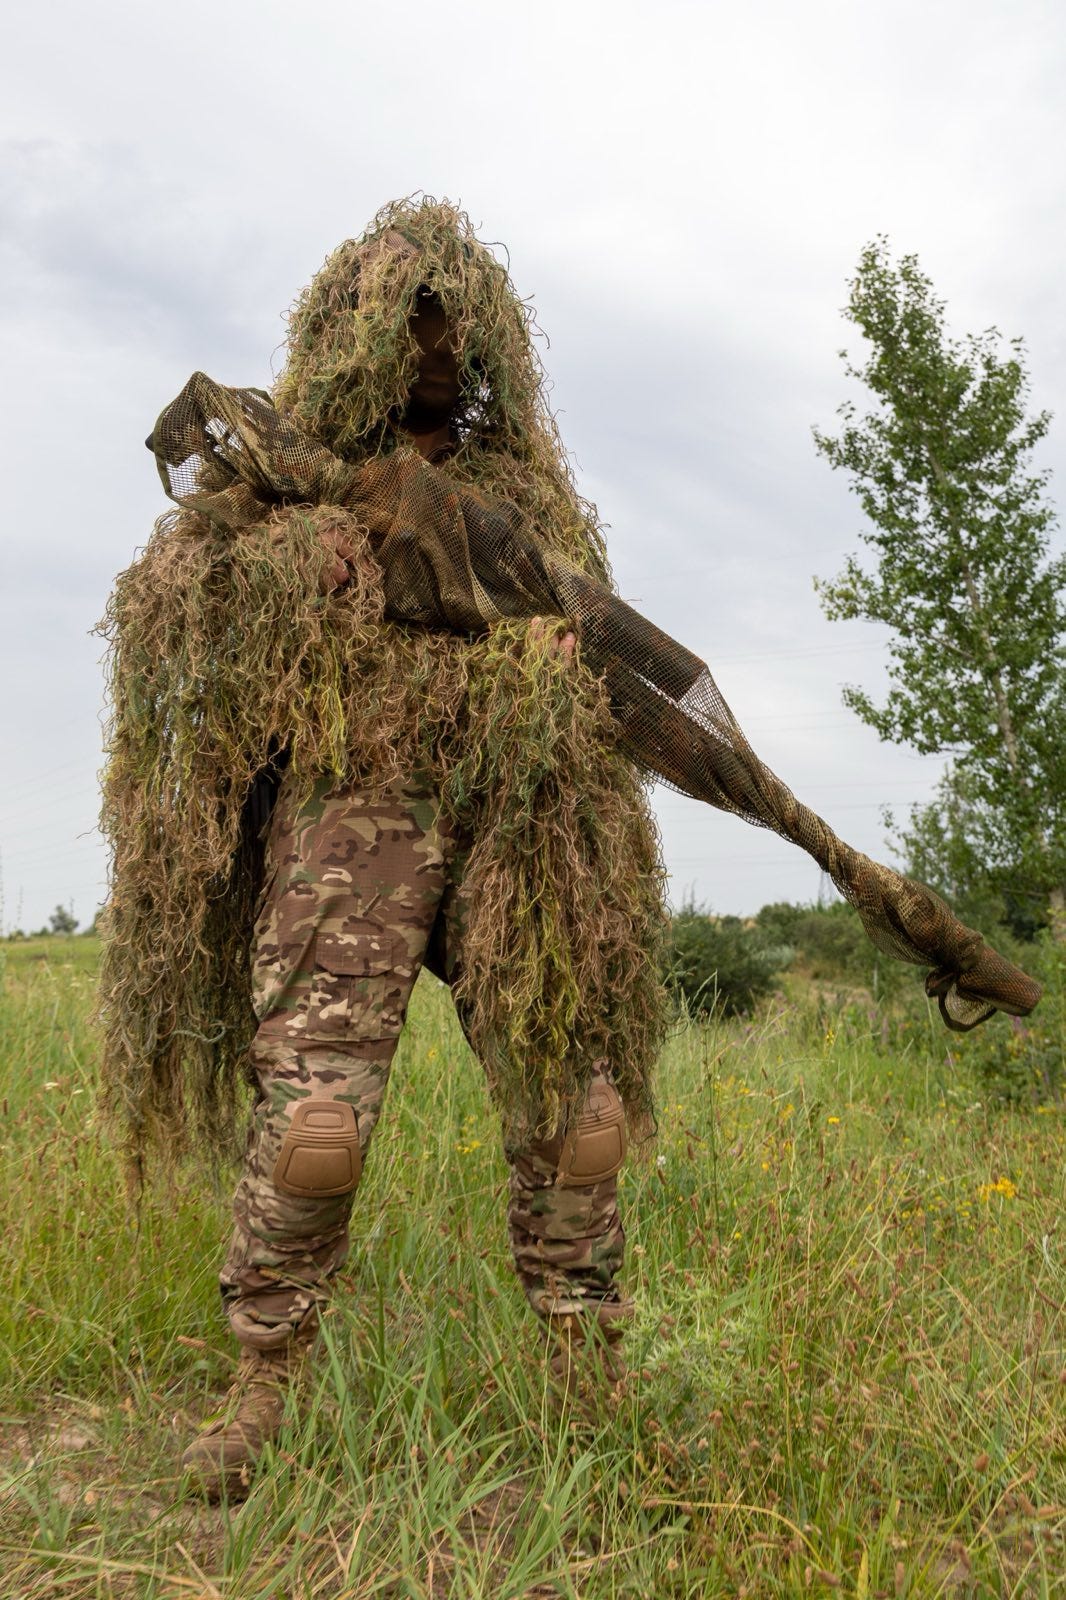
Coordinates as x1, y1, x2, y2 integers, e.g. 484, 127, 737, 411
663, 899, 919, 1017
5, 905, 97, 940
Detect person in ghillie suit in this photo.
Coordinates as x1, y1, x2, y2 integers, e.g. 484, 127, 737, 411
101, 200, 669, 1499
102, 198, 1041, 1500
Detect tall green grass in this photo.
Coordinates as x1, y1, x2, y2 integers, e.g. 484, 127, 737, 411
1, 938, 1064, 1597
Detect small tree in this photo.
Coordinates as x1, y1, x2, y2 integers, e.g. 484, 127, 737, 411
48, 904, 78, 936
814, 239, 1066, 933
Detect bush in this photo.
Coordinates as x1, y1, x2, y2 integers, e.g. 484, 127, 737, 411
664, 904, 792, 1018
753, 901, 806, 946
757, 899, 907, 998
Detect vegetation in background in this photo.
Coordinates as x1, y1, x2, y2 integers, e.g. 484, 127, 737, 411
47, 904, 79, 936
664, 897, 913, 1021
814, 238, 1066, 937
755, 899, 906, 998
663, 901, 793, 1017
5, 903, 82, 940
952, 931, 1066, 1106
667, 896, 1063, 1108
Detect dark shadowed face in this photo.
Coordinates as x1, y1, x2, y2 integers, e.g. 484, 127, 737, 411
403, 290, 461, 431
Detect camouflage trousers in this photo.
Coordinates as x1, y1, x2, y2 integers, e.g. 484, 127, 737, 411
220, 772, 630, 1350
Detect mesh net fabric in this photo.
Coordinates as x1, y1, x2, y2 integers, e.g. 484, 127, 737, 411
150, 372, 357, 526
150, 373, 1042, 1032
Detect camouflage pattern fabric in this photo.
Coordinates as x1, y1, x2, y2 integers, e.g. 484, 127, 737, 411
220, 772, 629, 1346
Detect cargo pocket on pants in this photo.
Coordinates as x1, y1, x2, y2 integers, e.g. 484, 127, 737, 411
304, 927, 408, 1041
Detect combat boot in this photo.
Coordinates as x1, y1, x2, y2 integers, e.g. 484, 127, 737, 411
181, 1344, 304, 1501
545, 1296, 632, 1405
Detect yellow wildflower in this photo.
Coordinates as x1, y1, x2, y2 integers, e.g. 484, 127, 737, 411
977, 1177, 1017, 1202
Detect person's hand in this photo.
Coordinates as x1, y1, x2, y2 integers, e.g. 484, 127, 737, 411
528, 616, 577, 663
317, 523, 356, 593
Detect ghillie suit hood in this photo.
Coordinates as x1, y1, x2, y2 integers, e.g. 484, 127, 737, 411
100, 199, 666, 1172
101, 198, 1041, 1177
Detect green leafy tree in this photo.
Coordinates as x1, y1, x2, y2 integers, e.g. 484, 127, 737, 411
48, 904, 78, 936
884, 766, 1047, 942
814, 239, 1066, 933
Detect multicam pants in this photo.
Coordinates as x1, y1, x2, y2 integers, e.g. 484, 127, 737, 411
220, 772, 629, 1349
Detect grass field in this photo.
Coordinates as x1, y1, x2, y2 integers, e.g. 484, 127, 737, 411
1, 936, 1064, 1598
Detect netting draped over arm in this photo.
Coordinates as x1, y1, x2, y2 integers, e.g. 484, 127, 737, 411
149, 373, 1042, 1030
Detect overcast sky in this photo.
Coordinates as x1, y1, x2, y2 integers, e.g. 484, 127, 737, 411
1, 0, 1063, 934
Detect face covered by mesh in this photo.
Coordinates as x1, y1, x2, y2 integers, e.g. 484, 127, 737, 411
149, 370, 1042, 1032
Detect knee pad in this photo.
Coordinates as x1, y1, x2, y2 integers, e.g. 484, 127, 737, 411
554, 1077, 627, 1188
272, 1101, 362, 1199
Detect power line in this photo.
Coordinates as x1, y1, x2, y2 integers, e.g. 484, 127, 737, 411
1, 814, 101, 847
2, 835, 104, 868
0, 763, 102, 815
0, 797, 101, 836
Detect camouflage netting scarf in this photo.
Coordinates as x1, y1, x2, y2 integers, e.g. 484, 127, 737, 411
100, 199, 1040, 1173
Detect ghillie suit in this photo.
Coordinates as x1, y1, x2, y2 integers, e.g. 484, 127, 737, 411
100, 201, 668, 1182
101, 201, 1041, 1189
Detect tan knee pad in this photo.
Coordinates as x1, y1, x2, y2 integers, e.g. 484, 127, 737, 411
272, 1101, 362, 1199
552, 1077, 627, 1188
